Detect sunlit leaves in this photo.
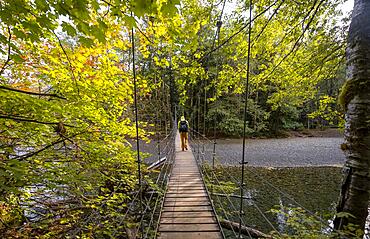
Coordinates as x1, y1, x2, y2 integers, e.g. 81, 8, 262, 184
0, 13, 150, 236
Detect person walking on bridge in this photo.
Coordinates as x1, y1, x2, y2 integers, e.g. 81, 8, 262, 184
178, 116, 189, 151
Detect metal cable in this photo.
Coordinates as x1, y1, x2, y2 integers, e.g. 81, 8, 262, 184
195, 139, 278, 237
136, 126, 177, 238
190, 135, 287, 236
239, 0, 253, 237
191, 137, 253, 238
130, 15, 144, 238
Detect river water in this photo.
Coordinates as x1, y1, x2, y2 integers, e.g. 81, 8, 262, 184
138, 134, 369, 237
188, 136, 369, 238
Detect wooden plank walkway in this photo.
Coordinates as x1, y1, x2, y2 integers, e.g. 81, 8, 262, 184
158, 132, 222, 239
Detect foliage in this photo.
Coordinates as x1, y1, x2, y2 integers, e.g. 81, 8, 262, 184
0, 0, 178, 237
179, 0, 348, 135
270, 207, 364, 239
206, 96, 269, 136
308, 95, 344, 128
0, 30, 140, 237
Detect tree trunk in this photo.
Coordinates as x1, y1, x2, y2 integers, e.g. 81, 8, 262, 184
220, 219, 272, 238
334, 0, 370, 235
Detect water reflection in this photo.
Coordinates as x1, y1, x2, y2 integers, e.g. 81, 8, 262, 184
208, 166, 343, 237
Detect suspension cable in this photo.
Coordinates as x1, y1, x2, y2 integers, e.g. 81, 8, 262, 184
190, 115, 335, 236
130, 14, 144, 238
191, 136, 241, 238
239, 1, 253, 238
190, 135, 253, 238
192, 134, 281, 236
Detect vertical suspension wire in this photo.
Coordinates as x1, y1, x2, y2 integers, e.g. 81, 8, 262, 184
203, 76, 207, 136
198, 93, 200, 134
130, 17, 144, 237
211, 0, 226, 209
155, 75, 161, 161
239, 1, 253, 238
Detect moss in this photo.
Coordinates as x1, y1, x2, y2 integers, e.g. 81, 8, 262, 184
339, 78, 370, 110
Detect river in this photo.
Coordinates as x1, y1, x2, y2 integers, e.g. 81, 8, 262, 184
187, 135, 369, 238
202, 136, 345, 167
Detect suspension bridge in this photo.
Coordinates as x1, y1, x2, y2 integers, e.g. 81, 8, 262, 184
123, 0, 344, 237
157, 132, 222, 239
119, 117, 341, 239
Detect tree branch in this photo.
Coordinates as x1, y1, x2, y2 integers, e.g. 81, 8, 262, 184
0, 115, 74, 127
52, 31, 81, 97
0, 85, 67, 99
220, 219, 272, 238
198, 0, 282, 63
251, 0, 285, 46
14, 131, 84, 161
260, 0, 325, 81
0, 26, 12, 76
135, 22, 154, 44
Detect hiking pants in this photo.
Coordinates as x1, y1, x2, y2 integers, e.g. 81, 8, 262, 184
180, 132, 188, 151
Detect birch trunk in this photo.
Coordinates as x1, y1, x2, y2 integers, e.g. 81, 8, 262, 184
334, 0, 370, 234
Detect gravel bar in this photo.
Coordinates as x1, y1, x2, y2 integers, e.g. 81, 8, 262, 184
199, 137, 346, 167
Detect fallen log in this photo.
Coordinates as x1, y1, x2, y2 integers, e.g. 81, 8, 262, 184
220, 219, 272, 238
147, 156, 167, 170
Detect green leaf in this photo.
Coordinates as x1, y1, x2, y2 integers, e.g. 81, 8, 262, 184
61, 22, 77, 36
123, 15, 136, 28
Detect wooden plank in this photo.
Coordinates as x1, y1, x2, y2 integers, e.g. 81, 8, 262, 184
172, 166, 198, 168
171, 173, 199, 175
161, 217, 216, 224
167, 189, 206, 194
170, 174, 201, 177
158, 232, 221, 239
168, 183, 203, 187
173, 163, 195, 165
167, 183, 204, 187
173, 166, 198, 168
173, 162, 198, 165
162, 206, 212, 212
168, 182, 204, 186
158, 132, 221, 239
171, 172, 200, 174
167, 187, 205, 191
171, 172, 199, 175
169, 181, 203, 184
169, 175, 202, 178
161, 211, 215, 218
173, 165, 198, 167
170, 175, 203, 181
171, 170, 199, 173
171, 172, 199, 174
164, 201, 210, 207
159, 223, 219, 232
165, 193, 208, 198
167, 185, 204, 189
169, 179, 203, 183
164, 197, 209, 202
167, 186, 206, 193
168, 179, 203, 182
170, 175, 200, 178
173, 165, 196, 167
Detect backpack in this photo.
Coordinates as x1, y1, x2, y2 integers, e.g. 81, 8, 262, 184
179, 120, 188, 132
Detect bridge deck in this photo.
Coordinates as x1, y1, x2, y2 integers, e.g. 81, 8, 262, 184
158, 132, 222, 239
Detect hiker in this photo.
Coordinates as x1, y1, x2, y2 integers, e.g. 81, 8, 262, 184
178, 116, 189, 151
